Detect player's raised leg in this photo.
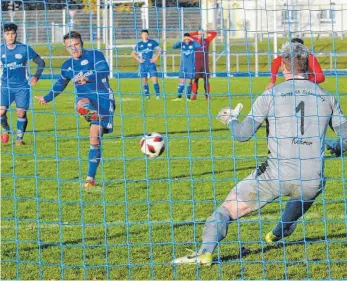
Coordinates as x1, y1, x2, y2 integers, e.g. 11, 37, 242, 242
0, 106, 10, 144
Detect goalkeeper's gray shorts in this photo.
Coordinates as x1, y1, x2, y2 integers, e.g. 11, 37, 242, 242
228, 163, 324, 211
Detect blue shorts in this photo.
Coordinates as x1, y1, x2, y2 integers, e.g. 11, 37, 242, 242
139, 63, 158, 78
178, 68, 195, 79
76, 93, 115, 134
1, 86, 30, 109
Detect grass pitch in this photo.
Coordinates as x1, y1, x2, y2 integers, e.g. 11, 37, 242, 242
1, 76, 347, 279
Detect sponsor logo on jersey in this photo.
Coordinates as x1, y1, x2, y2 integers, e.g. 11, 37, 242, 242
148, 43, 152, 47
73, 70, 93, 82
189, 45, 193, 49
15, 54, 23, 59
67, 67, 72, 71
81, 59, 89, 66
1, 54, 5, 58
4, 62, 23, 70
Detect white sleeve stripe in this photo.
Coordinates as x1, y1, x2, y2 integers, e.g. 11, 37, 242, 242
95, 60, 106, 66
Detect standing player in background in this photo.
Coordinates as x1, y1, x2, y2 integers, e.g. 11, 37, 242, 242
172, 33, 201, 101
172, 42, 347, 265
0, 23, 45, 145
189, 30, 217, 100
266, 38, 325, 90
131, 30, 161, 99
35, 31, 115, 188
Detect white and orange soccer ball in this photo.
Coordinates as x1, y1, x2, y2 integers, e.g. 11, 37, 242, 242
140, 132, 165, 158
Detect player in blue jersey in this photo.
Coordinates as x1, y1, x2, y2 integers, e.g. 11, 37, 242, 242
0, 23, 45, 145
35, 31, 115, 189
131, 30, 161, 99
172, 33, 201, 101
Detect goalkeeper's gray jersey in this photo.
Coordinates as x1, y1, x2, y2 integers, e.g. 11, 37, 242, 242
250, 79, 346, 184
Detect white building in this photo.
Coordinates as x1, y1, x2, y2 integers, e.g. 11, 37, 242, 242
202, 0, 347, 38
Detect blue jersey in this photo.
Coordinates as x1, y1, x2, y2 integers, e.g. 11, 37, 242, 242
173, 41, 201, 72
0, 42, 38, 88
133, 39, 160, 64
44, 49, 112, 102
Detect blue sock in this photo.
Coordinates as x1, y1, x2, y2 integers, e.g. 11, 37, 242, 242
186, 84, 192, 99
153, 83, 160, 96
88, 144, 101, 179
272, 198, 315, 238
0, 115, 10, 131
144, 84, 150, 97
17, 117, 27, 141
177, 84, 184, 98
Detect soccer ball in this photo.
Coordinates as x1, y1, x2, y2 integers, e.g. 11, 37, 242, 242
140, 132, 165, 158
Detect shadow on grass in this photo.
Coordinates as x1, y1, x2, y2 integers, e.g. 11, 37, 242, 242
219, 232, 347, 263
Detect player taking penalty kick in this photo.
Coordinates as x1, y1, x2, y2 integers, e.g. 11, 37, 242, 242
172, 42, 347, 265
35, 31, 115, 188
1, 23, 45, 145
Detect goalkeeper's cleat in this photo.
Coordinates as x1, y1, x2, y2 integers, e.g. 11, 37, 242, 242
156, 96, 160, 100
191, 94, 197, 100
145, 96, 150, 99
205, 94, 210, 100
186, 98, 192, 102
172, 97, 182, 102
84, 179, 96, 189
265, 231, 281, 243
171, 250, 213, 266
15, 139, 25, 146
1, 132, 9, 144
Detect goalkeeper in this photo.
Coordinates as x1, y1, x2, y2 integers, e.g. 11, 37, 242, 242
35, 31, 115, 188
172, 41, 347, 265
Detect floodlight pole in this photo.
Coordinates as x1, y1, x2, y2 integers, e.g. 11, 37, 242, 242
109, 0, 114, 78
97, 0, 101, 50
162, 0, 167, 77
273, 0, 278, 58
255, 0, 259, 77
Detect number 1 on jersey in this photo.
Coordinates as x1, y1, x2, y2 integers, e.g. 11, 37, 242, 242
296, 101, 305, 135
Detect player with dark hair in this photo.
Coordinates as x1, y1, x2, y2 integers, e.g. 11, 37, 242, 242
132, 29, 161, 99
172, 41, 346, 265
35, 31, 115, 188
189, 30, 217, 100
266, 37, 325, 90
172, 33, 201, 101
0, 23, 45, 145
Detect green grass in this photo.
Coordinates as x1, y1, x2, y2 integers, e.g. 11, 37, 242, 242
1, 76, 347, 280
31, 37, 347, 74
